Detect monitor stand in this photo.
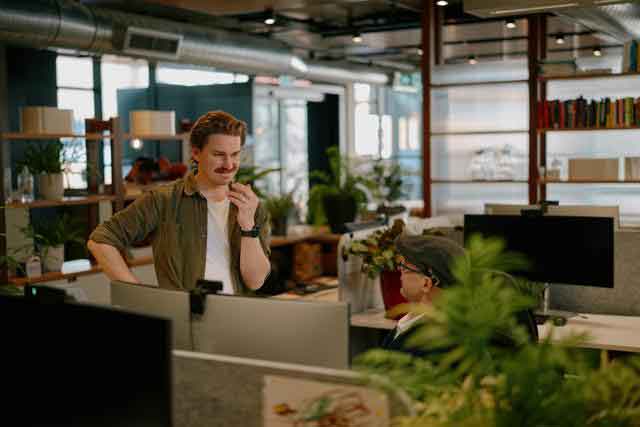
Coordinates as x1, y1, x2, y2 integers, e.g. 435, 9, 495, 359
533, 283, 579, 324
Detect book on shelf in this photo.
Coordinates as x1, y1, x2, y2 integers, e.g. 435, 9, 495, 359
623, 40, 640, 73
539, 96, 640, 129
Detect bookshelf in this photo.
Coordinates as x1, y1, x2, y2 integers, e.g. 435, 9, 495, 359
534, 39, 640, 225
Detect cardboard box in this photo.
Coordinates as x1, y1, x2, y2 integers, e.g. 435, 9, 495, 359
130, 110, 175, 135
20, 106, 74, 134
568, 158, 619, 181
625, 157, 640, 181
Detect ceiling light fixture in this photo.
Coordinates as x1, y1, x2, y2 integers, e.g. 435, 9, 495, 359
468, 55, 478, 65
505, 19, 517, 29
418, 48, 423, 56
593, 47, 602, 57
352, 33, 363, 43
556, 34, 565, 44
264, 9, 276, 25
436, 1, 448, 6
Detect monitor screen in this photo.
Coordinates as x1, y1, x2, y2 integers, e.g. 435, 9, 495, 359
0, 295, 172, 427
464, 214, 614, 288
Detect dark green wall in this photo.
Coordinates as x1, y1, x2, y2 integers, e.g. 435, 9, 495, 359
307, 93, 339, 183
117, 82, 254, 164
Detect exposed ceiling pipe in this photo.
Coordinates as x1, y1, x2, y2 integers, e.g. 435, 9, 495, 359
0, 0, 389, 85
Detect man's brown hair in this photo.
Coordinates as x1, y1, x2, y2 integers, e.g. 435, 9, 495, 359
190, 111, 247, 149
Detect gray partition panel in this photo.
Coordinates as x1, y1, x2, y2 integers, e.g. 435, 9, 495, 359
110, 281, 193, 350
194, 295, 350, 369
173, 350, 413, 427
551, 231, 640, 315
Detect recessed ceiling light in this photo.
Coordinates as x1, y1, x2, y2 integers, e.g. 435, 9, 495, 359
437, 1, 448, 6
506, 19, 517, 29
417, 48, 423, 56
556, 35, 565, 44
468, 55, 478, 65
593, 47, 602, 57
264, 8, 276, 25
352, 33, 363, 43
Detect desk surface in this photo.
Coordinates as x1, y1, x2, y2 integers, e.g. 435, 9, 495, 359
275, 289, 640, 353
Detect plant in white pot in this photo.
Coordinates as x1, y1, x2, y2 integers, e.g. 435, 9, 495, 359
21, 213, 84, 273
18, 141, 65, 200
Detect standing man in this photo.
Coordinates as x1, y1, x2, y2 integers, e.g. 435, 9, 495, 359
88, 111, 271, 293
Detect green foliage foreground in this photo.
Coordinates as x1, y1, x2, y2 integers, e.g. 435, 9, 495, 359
355, 234, 640, 427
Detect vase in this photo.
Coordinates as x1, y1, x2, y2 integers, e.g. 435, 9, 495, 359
271, 217, 288, 236
38, 173, 64, 200
379, 270, 407, 320
323, 194, 357, 234
43, 245, 64, 272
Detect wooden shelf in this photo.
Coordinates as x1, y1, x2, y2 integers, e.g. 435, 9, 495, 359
431, 79, 528, 88
270, 231, 339, 248
8, 255, 154, 286
432, 179, 528, 184
538, 126, 640, 133
541, 180, 640, 184
0, 132, 110, 140
123, 133, 189, 141
124, 181, 178, 201
431, 130, 529, 136
539, 71, 640, 82
6, 194, 116, 209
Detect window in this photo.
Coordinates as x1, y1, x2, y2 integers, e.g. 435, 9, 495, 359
56, 55, 95, 189
101, 55, 149, 185
156, 63, 248, 86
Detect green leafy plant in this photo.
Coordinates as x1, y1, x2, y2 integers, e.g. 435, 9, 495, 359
307, 146, 368, 226
20, 213, 84, 262
354, 234, 640, 427
236, 166, 281, 198
264, 192, 295, 221
17, 141, 64, 175
363, 158, 405, 209
346, 219, 405, 278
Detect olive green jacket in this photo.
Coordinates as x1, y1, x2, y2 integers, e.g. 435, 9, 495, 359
89, 172, 271, 292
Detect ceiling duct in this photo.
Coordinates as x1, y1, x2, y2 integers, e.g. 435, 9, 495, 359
0, 0, 388, 85
464, 0, 630, 18
557, 2, 640, 42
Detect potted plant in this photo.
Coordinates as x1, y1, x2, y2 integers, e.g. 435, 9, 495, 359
308, 146, 368, 233
20, 213, 84, 272
355, 234, 640, 427
345, 219, 406, 317
264, 192, 296, 236
18, 141, 65, 200
363, 158, 406, 216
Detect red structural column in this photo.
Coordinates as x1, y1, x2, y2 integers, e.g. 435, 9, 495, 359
421, 0, 433, 217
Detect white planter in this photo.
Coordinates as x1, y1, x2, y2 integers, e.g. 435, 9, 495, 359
38, 173, 64, 200
43, 245, 64, 272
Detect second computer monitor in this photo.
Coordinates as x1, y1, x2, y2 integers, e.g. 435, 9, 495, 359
195, 295, 350, 370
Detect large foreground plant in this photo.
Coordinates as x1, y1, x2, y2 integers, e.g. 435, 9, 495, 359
355, 234, 640, 427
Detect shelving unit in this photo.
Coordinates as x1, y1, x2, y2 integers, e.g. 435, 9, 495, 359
0, 117, 191, 285
532, 22, 640, 222
0, 118, 118, 284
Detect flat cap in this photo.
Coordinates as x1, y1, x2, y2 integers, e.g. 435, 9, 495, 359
394, 234, 466, 288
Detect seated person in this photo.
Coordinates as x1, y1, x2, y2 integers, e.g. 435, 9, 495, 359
382, 234, 538, 356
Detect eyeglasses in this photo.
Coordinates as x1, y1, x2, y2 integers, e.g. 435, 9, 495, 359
399, 262, 440, 286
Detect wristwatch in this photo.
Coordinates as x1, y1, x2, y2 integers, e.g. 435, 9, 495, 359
240, 225, 261, 238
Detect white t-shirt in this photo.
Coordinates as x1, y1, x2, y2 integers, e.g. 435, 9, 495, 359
203, 198, 234, 294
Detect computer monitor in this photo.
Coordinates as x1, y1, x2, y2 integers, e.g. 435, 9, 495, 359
0, 294, 172, 427
484, 203, 620, 230
464, 214, 614, 288
194, 295, 350, 369
111, 280, 192, 350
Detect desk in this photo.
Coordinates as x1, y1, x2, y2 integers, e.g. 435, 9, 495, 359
538, 313, 640, 353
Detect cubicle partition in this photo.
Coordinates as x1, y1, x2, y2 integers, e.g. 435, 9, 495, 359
172, 350, 414, 427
